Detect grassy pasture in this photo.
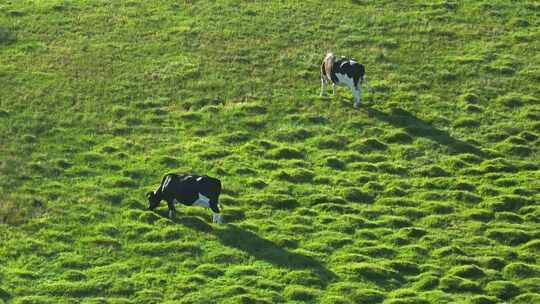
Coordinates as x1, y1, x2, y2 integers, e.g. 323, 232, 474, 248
1, 0, 539, 303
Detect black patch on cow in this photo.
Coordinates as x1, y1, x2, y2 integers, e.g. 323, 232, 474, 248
330, 59, 365, 87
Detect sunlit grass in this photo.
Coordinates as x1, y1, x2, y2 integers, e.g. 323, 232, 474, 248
0, 0, 539, 303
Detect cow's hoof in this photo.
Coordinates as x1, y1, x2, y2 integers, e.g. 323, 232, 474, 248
213, 214, 223, 224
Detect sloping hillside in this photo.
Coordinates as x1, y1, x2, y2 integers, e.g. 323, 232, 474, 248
1, 1, 539, 303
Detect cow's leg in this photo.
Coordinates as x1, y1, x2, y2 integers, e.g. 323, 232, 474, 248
353, 85, 361, 108
209, 201, 222, 224
332, 83, 337, 95
320, 63, 327, 97
208, 178, 223, 224
166, 199, 176, 218
320, 77, 327, 96
194, 192, 222, 224
210, 193, 223, 224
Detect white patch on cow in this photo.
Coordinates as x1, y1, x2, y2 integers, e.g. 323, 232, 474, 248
213, 213, 223, 224
334, 73, 362, 107
334, 73, 355, 89
193, 193, 210, 208
196, 176, 203, 181
163, 175, 173, 189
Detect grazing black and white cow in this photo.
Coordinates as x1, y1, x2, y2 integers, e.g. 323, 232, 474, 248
320, 52, 372, 108
146, 173, 223, 224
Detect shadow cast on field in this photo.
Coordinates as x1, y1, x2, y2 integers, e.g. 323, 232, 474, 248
366, 107, 486, 158
174, 216, 337, 285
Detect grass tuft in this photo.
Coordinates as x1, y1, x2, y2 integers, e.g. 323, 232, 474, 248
485, 229, 531, 246
485, 280, 520, 300
283, 285, 320, 302
384, 130, 414, 144
467, 295, 499, 304
275, 168, 315, 183
339, 262, 402, 287
343, 188, 374, 204
351, 138, 388, 152
503, 263, 540, 280
325, 157, 346, 170
448, 265, 486, 279
440, 275, 481, 293
268, 147, 304, 159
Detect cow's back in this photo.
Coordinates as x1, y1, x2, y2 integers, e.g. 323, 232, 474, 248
193, 175, 222, 196
160, 173, 194, 202
163, 174, 221, 204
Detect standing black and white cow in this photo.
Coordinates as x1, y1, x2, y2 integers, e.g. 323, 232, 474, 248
320, 52, 372, 108
146, 173, 223, 224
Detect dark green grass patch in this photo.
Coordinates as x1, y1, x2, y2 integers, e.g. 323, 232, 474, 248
465, 209, 494, 222
482, 195, 532, 212
440, 275, 481, 293
343, 187, 375, 204
0, 195, 46, 225
448, 265, 486, 280
413, 273, 440, 291
283, 285, 320, 302
275, 127, 313, 142
243, 193, 299, 210
220, 131, 251, 144
316, 136, 349, 149
497, 93, 539, 108
131, 241, 201, 257
274, 168, 315, 183
339, 262, 403, 288
454, 118, 481, 128
199, 148, 231, 160
514, 293, 540, 304
384, 130, 414, 144
503, 263, 540, 280
351, 138, 388, 152
485, 229, 531, 246
485, 280, 520, 301
268, 147, 304, 159
325, 156, 346, 170
521, 240, 540, 252
414, 165, 451, 177
466, 295, 499, 304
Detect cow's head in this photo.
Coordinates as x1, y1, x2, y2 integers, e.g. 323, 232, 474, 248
146, 191, 160, 210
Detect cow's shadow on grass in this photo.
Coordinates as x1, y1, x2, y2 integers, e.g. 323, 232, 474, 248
366, 107, 486, 158
173, 216, 337, 285
166, 213, 214, 233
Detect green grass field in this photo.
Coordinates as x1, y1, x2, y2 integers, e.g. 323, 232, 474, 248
1, 0, 539, 303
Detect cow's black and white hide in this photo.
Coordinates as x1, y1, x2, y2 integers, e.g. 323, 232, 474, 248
146, 173, 223, 224
320, 52, 372, 108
